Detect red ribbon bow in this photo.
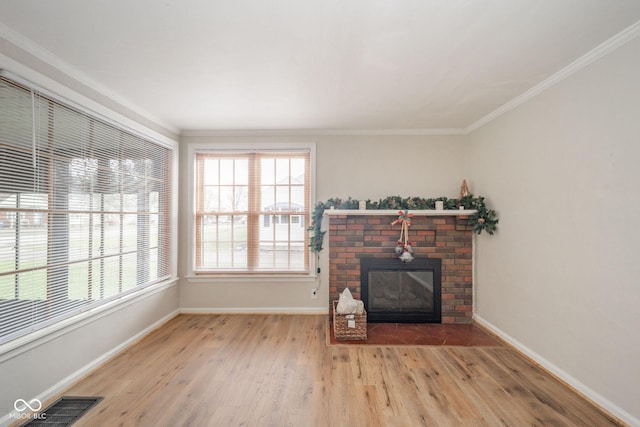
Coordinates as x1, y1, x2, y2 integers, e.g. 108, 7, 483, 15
391, 210, 413, 226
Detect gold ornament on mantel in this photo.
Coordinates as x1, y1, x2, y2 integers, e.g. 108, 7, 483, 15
459, 179, 470, 198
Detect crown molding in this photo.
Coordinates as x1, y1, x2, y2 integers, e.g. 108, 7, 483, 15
180, 128, 467, 138
466, 19, 640, 133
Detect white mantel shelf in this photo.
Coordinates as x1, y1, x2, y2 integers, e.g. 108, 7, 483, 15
324, 209, 477, 216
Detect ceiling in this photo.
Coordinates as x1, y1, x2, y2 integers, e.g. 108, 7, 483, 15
1, 0, 640, 134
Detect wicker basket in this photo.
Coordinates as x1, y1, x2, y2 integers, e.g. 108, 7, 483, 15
333, 300, 367, 340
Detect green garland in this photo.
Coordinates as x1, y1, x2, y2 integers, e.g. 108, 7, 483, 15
308, 195, 498, 253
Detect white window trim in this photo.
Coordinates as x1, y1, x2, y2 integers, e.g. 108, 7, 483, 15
186, 141, 317, 278
0, 277, 178, 361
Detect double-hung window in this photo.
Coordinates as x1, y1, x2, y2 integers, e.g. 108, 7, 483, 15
0, 74, 174, 345
194, 149, 311, 274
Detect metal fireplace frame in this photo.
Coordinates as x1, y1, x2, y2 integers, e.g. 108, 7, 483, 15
361, 257, 442, 323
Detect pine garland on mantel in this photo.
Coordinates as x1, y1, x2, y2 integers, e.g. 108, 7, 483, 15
308, 195, 499, 253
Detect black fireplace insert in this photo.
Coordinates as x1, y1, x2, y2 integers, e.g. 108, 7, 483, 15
361, 257, 442, 323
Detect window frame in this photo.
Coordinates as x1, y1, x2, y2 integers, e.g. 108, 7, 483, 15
0, 71, 179, 350
188, 142, 316, 277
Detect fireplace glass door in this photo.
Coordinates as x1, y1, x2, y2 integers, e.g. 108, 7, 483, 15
369, 271, 434, 311
361, 258, 441, 323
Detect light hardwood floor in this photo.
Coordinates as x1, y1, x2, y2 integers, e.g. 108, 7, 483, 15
36, 314, 621, 426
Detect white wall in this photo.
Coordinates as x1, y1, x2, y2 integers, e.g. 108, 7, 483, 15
178, 134, 467, 312
468, 36, 640, 424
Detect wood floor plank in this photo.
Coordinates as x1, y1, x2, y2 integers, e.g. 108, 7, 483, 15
21, 314, 622, 427
435, 347, 551, 426
482, 346, 617, 427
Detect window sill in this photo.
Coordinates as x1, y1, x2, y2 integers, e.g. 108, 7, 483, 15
0, 277, 178, 362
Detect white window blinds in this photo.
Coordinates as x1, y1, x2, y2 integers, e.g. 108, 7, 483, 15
0, 75, 173, 345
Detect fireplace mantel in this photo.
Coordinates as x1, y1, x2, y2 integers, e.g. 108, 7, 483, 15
324, 209, 477, 217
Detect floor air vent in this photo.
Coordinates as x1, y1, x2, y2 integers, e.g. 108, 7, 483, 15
21, 396, 103, 426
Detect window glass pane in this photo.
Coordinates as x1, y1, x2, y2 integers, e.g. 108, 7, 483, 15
201, 215, 218, 267
18, 270, 46, 300
235, 159, 248, 185
91, 213, 102, 255
149, 191, 158, 213
69, 159, 98, 194
91, 194, 101, 210
232, 215, 248, 267
288, 248, 305, 270
0, 212, 16, 275
102, 256, 120, 298
274, 216, 290, 242
235, 186, 248, 211
204, 187, 219, 212
121, 253, 137, 290
20, 193, 47, 210
103, 220, 121, 256
275, 186, 289, 209
123, 194, 137, 213
149, 247, 158, 281
203, 159, 219, 185
257, 246, 276, 269
68, 261, 89, 300
201, 242, 217, 269
90, 259, 102, 299
275, 158, 289, 184
219, 159, 234, 185
261, 158, 275, 185
0, 272, 16, 299
122, 215, 137, 252
290, 158, 305, 182
69, 214, 90, 262
220, 186, 234, 211
291, 186, 305, 210
261, 186, 275, 211
18, 214, 48, 271
217, 215, 232, 242
259, 214, 274, 241
122, 162, 142, 195
104, 194, 120, 212
149, 214, 159, 248
69, 193, 90, 211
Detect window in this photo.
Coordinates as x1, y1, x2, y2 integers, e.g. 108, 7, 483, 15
0, 75, 174, 345
194, 150, 310, 273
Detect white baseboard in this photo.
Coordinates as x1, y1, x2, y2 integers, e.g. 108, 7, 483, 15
0, 309, 179, 427
180, 307, 329, 315
473, 314, 640, 427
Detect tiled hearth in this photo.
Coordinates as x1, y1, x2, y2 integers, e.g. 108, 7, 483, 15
328, 323, 501, 346
327, 210, 474, 323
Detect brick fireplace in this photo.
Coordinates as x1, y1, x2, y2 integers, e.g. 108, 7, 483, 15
327, 210, 474, 323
